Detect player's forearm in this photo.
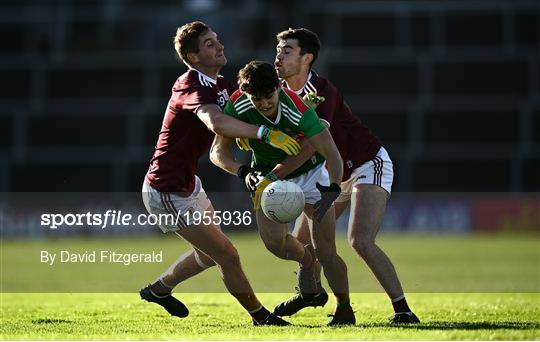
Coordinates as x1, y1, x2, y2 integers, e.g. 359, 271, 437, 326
309, 129, 343, 184
210, 153, 242, 176
211, 113, 260, 138
209, 138, 243, 176
197, 104, 259, 138
272, 139, 316, 179
323, 148, 343, 185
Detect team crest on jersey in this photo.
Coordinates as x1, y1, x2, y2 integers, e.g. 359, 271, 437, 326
217, 89, 230, 108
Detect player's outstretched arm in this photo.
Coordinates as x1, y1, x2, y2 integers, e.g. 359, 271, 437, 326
197, 104, 300, 156
198, 104, 259, 138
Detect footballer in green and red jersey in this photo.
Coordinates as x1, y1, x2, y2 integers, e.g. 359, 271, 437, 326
219, 61, 343, 214
224, 86, 326, 179
212, 61, 353, 325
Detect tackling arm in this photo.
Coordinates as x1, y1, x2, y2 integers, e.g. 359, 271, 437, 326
197, 104, 258, 138
197, 104, 300, 156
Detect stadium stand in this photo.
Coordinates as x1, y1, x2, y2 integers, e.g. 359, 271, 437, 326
1, 0, 538, 192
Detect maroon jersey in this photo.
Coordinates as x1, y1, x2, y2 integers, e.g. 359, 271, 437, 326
283, 71, 382, 181
145, 69, 234, 193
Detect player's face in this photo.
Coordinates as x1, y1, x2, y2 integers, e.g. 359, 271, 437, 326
274, 39, 303, 78
246, 88, 279, 118
194, 29, 227, 68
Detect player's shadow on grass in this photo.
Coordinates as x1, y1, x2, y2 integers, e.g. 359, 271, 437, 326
357, 321, 539, 330
32, 318, 73, 324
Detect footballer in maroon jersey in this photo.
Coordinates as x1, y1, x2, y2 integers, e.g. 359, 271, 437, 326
271, 28, 419, 324
281, 70, 382, 182
140, 21, 290, 326
145, 69, 236, 194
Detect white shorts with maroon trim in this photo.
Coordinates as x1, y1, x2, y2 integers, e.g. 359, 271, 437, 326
336, 147, 393, 203
142, 176, 212, 233
289, 163, 330, 205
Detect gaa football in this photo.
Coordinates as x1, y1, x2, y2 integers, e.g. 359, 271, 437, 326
261, 180, 305, 223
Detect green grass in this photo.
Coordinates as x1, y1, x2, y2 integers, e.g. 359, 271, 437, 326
1, 293, 538, 340
2, 233, 539, 293
1, 233, 539, 340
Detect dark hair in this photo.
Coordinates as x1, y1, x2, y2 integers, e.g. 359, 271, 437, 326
237, 61, 280, 97
174, 21, 210, 65
276, 28, 321, 68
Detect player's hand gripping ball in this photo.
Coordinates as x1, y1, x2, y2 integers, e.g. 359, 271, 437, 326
261, 180, 305, 223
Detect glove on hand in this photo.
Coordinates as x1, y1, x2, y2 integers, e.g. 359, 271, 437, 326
313, 182, 341, 222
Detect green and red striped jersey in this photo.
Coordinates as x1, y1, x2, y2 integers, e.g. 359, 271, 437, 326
224, 88, 326, 179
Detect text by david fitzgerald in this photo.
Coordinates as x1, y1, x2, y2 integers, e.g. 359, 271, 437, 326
40, 250, 163, 266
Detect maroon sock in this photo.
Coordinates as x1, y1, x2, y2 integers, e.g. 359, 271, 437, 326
392, 296, 411, 313
250, 306, 271, 323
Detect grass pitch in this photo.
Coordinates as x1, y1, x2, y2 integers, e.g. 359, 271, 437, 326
1, 233, 539, 340
1, 293, 538, 340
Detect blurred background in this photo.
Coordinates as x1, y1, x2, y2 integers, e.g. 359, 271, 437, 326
1, 0, 539, 193
0, 0, 538, 293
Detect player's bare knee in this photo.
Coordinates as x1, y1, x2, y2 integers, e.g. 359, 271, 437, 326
214, 243, 240, 268
349, 236, 373, 258
315, 247, 336, 267
262, 238, 286, 258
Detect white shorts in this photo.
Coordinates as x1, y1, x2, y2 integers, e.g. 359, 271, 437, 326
142, 176, 212, 233
336, 147, 394, 203
289, 163, 330, 205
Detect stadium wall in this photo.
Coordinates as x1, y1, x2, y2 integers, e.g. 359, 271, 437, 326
0, 0, 538, 193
